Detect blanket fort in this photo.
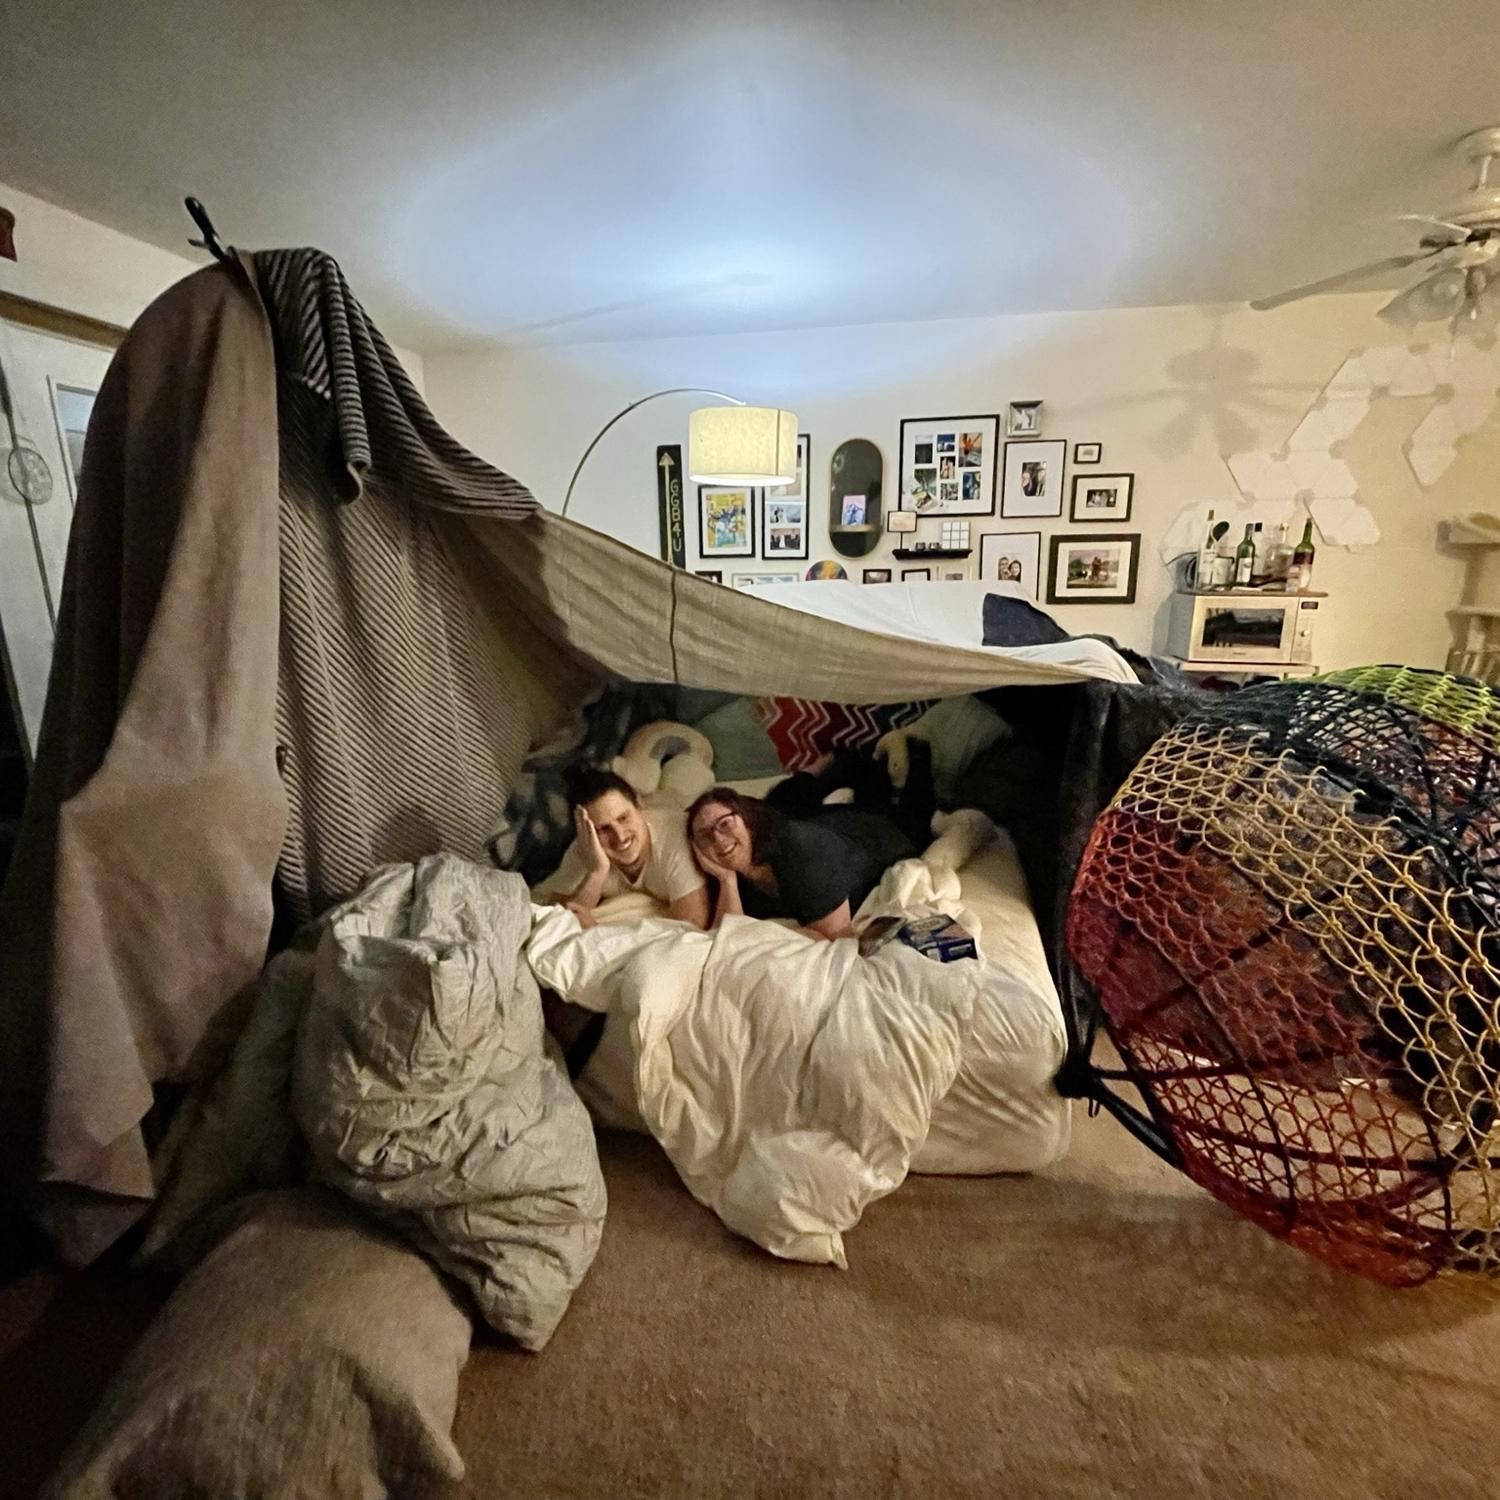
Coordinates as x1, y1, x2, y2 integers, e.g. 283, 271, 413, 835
0, 246, 1140, 1262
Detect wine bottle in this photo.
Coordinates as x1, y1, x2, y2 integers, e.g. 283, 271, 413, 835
1291, 518, 1316, 592
1196, 509, 1218, 591
1234, 524, 1255, 586
1250, 522, 1266, 584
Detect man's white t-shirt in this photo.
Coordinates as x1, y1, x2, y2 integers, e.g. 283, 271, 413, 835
536, 801, 705, 907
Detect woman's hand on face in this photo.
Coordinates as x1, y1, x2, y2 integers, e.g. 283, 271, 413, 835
694, 846, 735, 884
575, 806, 609, 875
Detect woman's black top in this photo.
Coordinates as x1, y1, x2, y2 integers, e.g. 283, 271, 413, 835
736, 809, 916, 926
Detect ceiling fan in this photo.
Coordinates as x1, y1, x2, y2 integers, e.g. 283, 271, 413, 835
1251, 125, 1500, 333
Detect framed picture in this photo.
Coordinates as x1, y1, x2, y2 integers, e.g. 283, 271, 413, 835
1006, 400, 1043, 437
50, 381, 98, 503
731, 571, 800, 590
840, 493, 869, 527
886, 509, 917, 534
862, 567, 893, 584
940, 566, 970, 581
1046, 532, 1140, 605
805, 560, 848, 580
695, 569, 722, 583
1073, 442, 1102, 464
1000, 439, 1066, 518
766, 432, 810, 503
939, 520, 971, 551
897, 414, 998, 516
978, 530, 1042, 598
901, 567, 931, 581
0, 320, 114, 760
699, 484, 755, 557
1070, 472, 1133, 523
761, 489, 809, 559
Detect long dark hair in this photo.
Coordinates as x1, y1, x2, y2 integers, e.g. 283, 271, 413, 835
687, 786, 783, 864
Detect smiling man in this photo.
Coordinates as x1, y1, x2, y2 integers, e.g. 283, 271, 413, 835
535, 764, 710, 929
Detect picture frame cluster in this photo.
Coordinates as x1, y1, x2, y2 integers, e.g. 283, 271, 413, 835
686, 409, 1140, 606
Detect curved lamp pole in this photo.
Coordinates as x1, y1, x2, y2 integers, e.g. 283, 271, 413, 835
560, 387, 744, 520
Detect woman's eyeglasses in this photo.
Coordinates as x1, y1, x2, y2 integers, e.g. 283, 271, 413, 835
691, 811, 739, 848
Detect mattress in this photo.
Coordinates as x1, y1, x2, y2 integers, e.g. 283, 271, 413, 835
572, 811, 1071, 1178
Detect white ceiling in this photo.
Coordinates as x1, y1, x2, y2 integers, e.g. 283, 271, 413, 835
4, 0, 1499, 352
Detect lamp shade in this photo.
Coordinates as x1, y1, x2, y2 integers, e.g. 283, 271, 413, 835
688, 405, 798, 485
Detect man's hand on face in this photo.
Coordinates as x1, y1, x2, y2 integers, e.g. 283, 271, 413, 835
576, 806, 610, 875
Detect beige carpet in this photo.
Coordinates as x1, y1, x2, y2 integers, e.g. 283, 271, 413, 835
4, 1101, 1496, 1499
454, 1111, 1497, 1499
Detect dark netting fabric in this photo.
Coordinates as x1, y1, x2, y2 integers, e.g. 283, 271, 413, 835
1067, 666, 1500, 1286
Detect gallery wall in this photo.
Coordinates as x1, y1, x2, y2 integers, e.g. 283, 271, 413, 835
424, 293, 1500, 672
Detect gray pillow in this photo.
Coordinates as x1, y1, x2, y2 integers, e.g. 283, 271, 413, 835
43, 1188, 472, 1500
695, 696, 784, 780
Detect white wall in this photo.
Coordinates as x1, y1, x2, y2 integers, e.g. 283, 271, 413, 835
424, 295, 1495, 672
0, 182, 425, 388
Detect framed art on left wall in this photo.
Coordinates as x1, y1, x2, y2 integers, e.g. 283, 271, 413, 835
0, 316, 115, 761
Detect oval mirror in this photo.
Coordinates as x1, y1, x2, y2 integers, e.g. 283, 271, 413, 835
828, 439, 883, 558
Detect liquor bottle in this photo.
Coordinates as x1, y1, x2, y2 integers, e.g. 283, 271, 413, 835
1268, 521, 1291, 587
1291, 518, 1316, 592
1233, 524, 1255, 586
1196, 509, 1218, 590
1249, 522, 1266, 584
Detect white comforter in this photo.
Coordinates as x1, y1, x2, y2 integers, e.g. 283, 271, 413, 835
526, 815, 1070, 1267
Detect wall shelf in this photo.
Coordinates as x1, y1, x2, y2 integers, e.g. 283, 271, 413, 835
892, 547, 972, 560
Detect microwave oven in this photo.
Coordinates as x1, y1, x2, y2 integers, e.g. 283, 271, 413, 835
1165, 591, 1321, 664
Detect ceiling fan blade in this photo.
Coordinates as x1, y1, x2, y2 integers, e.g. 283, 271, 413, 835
1395, 213, 1472, 244
1375, 264, 1471, 326
1250, 250, 1444, 311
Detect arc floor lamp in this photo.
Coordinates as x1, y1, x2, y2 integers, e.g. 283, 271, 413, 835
560, 388, 798, 520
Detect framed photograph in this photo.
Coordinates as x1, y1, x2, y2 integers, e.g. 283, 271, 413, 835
731, 571, 800, 590
1073, 442, 1102, 464
1006, 400, 1043, 437
699, 484, 755, 557
1000, 439, 1066, 518
1046, 533, 1140, 605
862, 567, 892, 584
940, 567, 970, 582
761, 490, 809, 559
1070, 472, 1133, 524
766, 432, 810, 503
695, 569, 722, 583
979, 530, 1042, 598
897, 414, 998, 516
840, 493, 869, 527
901, 567, 931, 581
886, 509, 917, 534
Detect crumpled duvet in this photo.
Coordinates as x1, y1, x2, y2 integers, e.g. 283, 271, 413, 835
291, 856, 605, 1350
144, 854, 604, 1352
527, 894, 981, 1269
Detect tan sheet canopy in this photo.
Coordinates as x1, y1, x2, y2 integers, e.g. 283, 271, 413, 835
0, 251, 1124, 1261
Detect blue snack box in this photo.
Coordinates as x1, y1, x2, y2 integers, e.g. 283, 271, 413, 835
897, 914, 977, 963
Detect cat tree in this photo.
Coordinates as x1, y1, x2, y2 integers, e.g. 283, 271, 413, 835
1448, 513, 1500, 684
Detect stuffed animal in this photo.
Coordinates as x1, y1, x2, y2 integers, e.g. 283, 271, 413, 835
613, 721, 716, 807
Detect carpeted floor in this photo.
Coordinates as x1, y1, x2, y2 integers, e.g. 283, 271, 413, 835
4, 1101, 1497, 1499
452, 1110, 1498, 1499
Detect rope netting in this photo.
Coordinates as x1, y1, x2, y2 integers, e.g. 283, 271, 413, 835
1067, 667, 1500, 1285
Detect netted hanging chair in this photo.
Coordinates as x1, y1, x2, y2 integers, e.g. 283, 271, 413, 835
1067, 666, 1500, 1286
